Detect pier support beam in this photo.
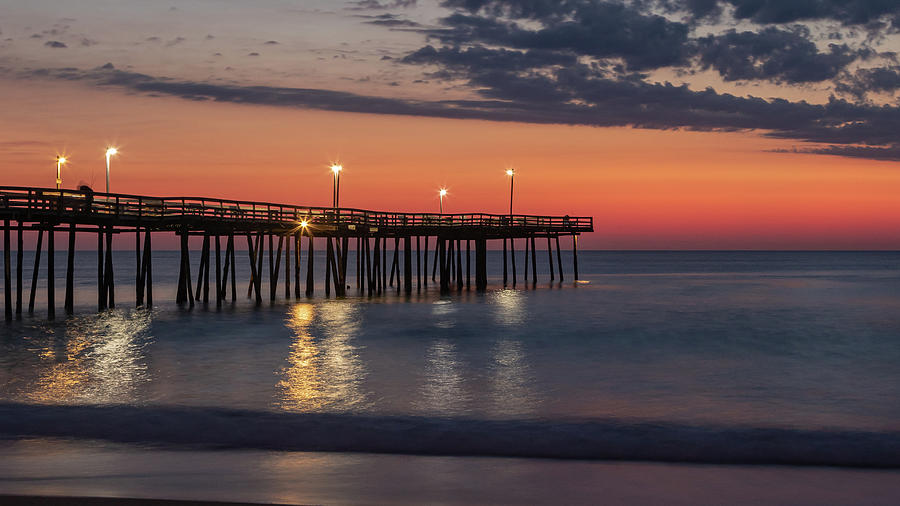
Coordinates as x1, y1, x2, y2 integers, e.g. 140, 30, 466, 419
3, 219, 10, 321
456, 239, 463, 292
475, 238, 487, 292
503, 237, 508, 286
573, 234, 579, 281
97, 227, 105, 310
138, 229, 152, 307
294, 233, 302, 299
284, 234, 291, 299
466, 240, 471, 290
305, 233, 314, 297
556, 235, 564, 282
48, 225, 55, 319
531, 235, 537, 286
510, 237, 517, 287
423, 236, 428, 289
439, 237, 449, 293
178, 228, 194, 307
271, 235, 283, 302
404, 236, 413, 294
16, 222, 23, 317
65, 221, 76, 314
547, 236, 555, 281
29, 229, 43, 315
215, 234, 222, 308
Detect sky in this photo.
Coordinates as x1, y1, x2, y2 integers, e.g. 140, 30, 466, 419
1, 0, 899, 249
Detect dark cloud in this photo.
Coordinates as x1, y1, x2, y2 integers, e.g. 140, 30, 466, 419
707, 0, 900, 26
362, 14, 423, 27
402, 45, 578, 74
428, 6, 692, 70
784, 144, 900, 161
697, 27, 863, 83
165, 36, 186, 47
264, 40, 279, 45
837, 66, 900, 98
44, 40, 66, 48
13, 62, 900, 161
349, 0, 417, 9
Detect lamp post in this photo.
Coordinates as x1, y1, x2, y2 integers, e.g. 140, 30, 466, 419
330, 164, 343, 209
56, 156, 67, 190
439, 188, 447, 214
105, 147, 118, 193
506, 169, 515, 218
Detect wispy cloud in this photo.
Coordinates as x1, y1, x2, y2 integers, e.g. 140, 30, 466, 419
11, 63, 900, 161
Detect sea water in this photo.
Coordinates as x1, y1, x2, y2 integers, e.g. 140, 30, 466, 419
1, 250, 899, 502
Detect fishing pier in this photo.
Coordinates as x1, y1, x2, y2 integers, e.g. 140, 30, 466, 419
1, 186, 592, 319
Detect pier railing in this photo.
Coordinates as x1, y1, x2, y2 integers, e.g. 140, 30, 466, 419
0, 186, 593, 234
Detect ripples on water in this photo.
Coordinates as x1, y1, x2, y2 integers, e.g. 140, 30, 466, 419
1, 251, 900, 447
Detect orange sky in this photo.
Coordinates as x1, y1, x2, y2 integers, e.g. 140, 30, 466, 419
1, 79, 899, 250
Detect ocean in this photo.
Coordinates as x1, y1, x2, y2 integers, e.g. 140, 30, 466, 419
1, 250, 899, 504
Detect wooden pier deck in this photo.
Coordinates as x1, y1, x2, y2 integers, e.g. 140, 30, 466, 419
1, 186, 593, 319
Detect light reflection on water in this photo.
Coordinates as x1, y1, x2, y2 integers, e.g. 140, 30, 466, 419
26, 311, 152, 404
2, 251, 897, 430
491, 289, 526, 327
416, 339, 471, 415
489, 339, 539, 417
277, 302, 369, 412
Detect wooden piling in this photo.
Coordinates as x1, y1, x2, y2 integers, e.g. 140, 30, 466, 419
466, 240, 471, 290
16, 222, 23, 316
547, 236, 555, 281
294, 232, 302, 298
220, 234, 230, 302
65, 221, 75, 313
431, 236, 439, 283
48, 225, 55, 319
530, 236, 537, 286
503, 237, 508, 286
284, 234, 290, 299
271, 235, 283, 302
305, 231, 314, 297
202, 234, 211, 303
3, 219, 10, 321
423, 235, 428, 288
98, 227, 107, 310
573, 234, 579, 280
29, 228, 43, 314
524, 235, 529, 284
373, 237, 381, 294
365, 236, 373, 296
140, 229, 152, 307
180, 228, 193, 308
135, 227, 141, 307
382, 237, 387, 293
196, 235, 208, 302
510, 237, 517, 287
404, 236, 413, 294
475, 238, 487, 292
456, 239, 463, 292
439, 238, 449, 293
247, 233, 260, 298
340, 236, 349, 295
389, 239, 398, 287
229, 233, 236, 301
356, 236, 361, 291
325, 237, 333, 297
215, 234, 222, 307
555, 235, 564, 282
